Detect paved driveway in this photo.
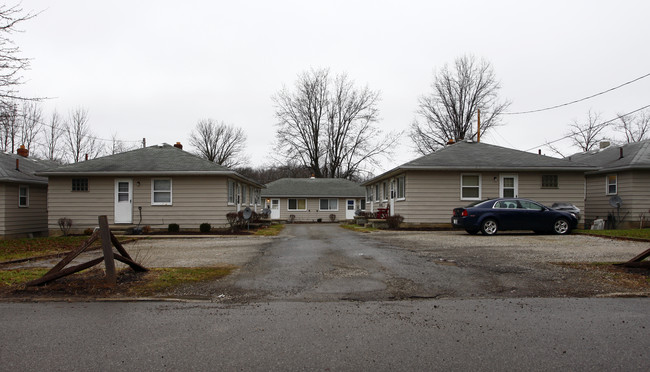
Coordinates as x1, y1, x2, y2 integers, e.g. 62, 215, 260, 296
164, 224, 649, 301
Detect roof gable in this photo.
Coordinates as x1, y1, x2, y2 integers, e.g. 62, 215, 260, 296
262, 178, 364, 197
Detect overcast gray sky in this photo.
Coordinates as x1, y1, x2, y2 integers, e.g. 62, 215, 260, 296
15, 0, 650, 174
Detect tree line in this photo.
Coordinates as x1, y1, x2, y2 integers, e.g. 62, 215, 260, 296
2, 3, 648, 183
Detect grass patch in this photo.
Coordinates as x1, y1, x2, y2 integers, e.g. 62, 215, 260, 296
557, 262, 650, 290
575, 228, 650, 241
0, 268, 49, 287
131, 266, 235, 295
0, 236, 100, 262
340, 224, 378, 233
254, 224, 285, 236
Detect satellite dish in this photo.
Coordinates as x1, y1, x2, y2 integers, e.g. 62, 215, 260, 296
609, 195, 623, 208
242, 207, 252, 220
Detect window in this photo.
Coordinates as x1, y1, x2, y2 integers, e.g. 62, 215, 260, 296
375, 184, 380, 201
382, 181, 388, 200
228, 179, 235, 204
606, 174, 617, 195
461, 174, 481, 200
72, 178, 88, 191
288, 198, 307, 211
320, 198, 338, 211
242, 186, 247, 205
541, 175, 559, 188
248, 186, 253, 204
520, 200, 543, 211
396, 175, 405, 199
366, 186, 372, 202
360, 199, 366, 210
254, 189, 260, 205
152, 179, 172, 205
18, 185, 29, 207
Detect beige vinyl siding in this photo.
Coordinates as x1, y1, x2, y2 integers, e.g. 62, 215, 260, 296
0, 184, 4, 235
374, 170, 586, 225
274, 197, 355, 221
47, 176, 251, 233
1, 183, 48, 238
585, 170, 650, 227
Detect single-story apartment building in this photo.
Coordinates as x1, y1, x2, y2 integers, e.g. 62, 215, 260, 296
38, 143, 264, 234
362, 140, 596, 227
0, 146, 54, 238
261, 177, 365, 221
568, 140, 650, 228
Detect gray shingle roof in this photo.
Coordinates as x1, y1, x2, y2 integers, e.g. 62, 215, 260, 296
262, 178, 364, 198
567, 140, 650, 173
37, 144, 264, 187
362, 140, 596, 185
0, 152, 54, 185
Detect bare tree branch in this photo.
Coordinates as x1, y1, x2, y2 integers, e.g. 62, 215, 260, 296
273, 68, 398, 180
568, 109, 610, 152
617, 109, 649, 143
64, 107, 103, 162
189, 118, 248, 168
41, 109, 64, 161
0, 3, 38, 105
410, 55, 510, 154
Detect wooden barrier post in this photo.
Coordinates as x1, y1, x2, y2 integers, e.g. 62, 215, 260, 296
98, 215, 117, 285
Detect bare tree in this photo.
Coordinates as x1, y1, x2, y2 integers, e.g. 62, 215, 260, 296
109, 132, 136, 155
64, 107, 103, 162
0, 3, 37, 106
274, 68, 397, 179
617, 109, 649, 143
19, 100, 41, 152
568, 109, 609, 152
41, 109, 64, 161
0, 100, 18, 152
410, 55, 511, 154
189, 119, 247, 167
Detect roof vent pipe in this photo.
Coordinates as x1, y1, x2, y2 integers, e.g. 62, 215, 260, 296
15, 159, 19, 171
619, 147, 624, 159
538, 149, 541, 155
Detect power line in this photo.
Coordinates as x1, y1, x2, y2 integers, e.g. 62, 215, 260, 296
504, 72, 650, 115
524, 103, 650, 152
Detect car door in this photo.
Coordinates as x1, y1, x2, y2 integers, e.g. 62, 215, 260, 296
492, 199, 521, 230
518, 200, 550, 230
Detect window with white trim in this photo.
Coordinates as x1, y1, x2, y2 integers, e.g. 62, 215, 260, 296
461, 174, 481, 200
606, 174, 617, 195
374, 184, 380, 201
227, 179, 235, 204
382, 181, 388, 200
19, 185, 29, 207
319, 198, 338, 211
288, 198, 307, 211
396, 175, 405, 199
366, 186, 372, 202
152, 179, 172, 205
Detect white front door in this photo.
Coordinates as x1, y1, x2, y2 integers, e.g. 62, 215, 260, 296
500, 174, 518, 198
346, 199, 355, 219
114, 179, 133, 224
270, 199, 280, 219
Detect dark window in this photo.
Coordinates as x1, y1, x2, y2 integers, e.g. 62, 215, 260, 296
541, 175, 558, 188
72, 178, 88, 191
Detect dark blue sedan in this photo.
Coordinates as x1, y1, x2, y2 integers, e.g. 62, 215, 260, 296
451, 198, 578, 235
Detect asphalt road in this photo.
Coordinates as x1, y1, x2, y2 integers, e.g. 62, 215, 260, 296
0, 298, 648, 371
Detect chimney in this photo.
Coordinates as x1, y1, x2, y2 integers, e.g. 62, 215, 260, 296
174, 142, 183, 150
310, 174, 315, 179
447, 139, 455, 145
17, 145, 28, 158
599, 141, 610, 149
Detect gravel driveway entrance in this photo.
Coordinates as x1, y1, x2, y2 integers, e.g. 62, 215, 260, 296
167, 224, 649, 302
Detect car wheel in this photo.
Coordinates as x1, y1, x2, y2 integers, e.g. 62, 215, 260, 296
480, 219, 498, 235
466, 229, 479, 235
553, 218, 570, 235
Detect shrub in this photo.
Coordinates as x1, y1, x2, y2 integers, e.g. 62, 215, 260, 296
386, 214, 404, 229
288, 214, 295, 223
83, 227, 94, 235
142, 225, 152, 234
168, 223, 180, 233
199, 223, 211, 233
329, 214, 336, 222
317, 218, 322, 223
226, 212, 239, 231
57, 217, 73, 236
